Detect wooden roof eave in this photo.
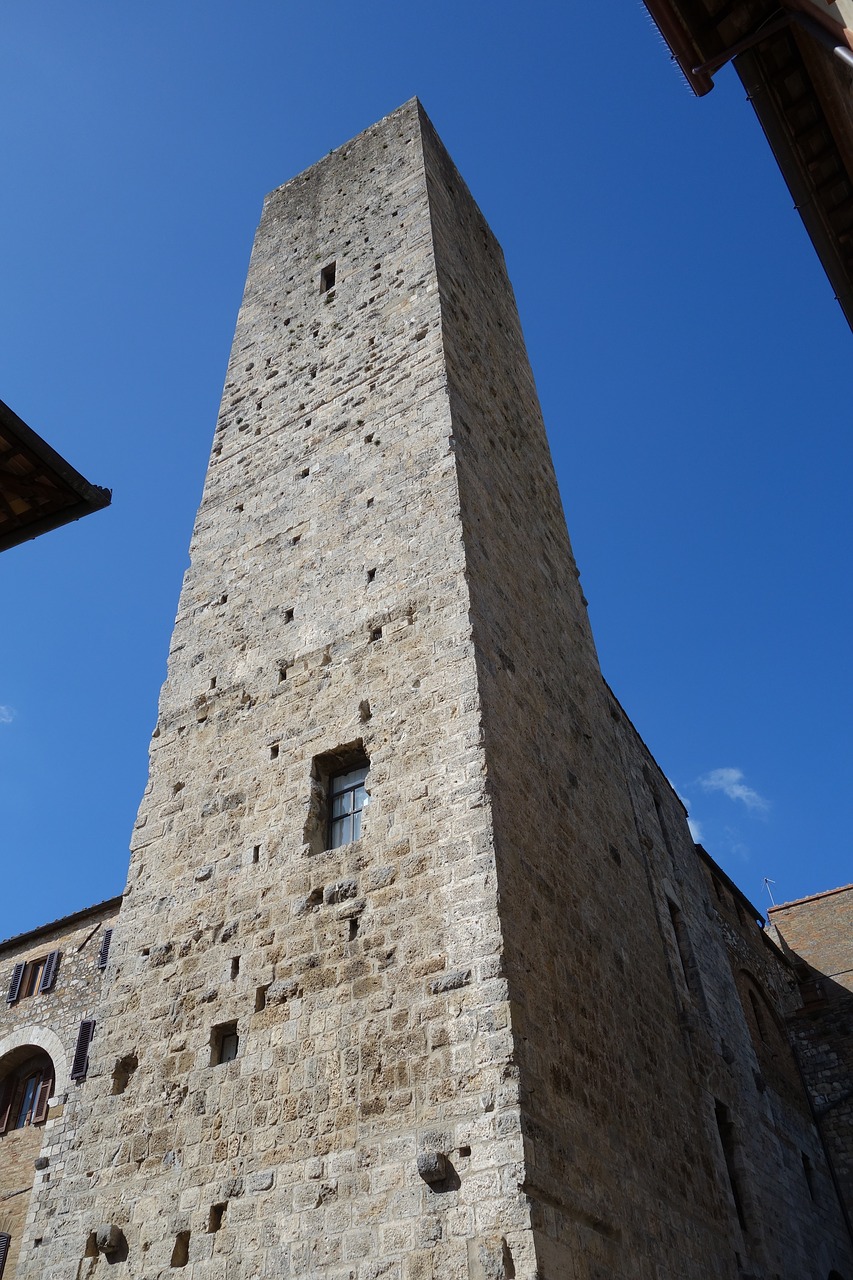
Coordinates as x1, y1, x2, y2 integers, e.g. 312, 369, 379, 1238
0, 398, 111, 553
643, 0, 716, 94
735, 40, 853, 332
642, 0, 853, 332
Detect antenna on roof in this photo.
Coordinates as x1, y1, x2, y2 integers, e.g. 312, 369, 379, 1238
763, 877, 776, 906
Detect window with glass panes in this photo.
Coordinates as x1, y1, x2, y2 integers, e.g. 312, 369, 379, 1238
329, 765, 368, 848
0, 1053, 54, 1133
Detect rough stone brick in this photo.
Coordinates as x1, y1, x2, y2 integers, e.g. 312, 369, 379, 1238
1, 100, 851, 1280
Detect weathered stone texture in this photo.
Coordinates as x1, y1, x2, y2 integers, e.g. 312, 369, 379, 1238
0, 899, 119, 1278
769, 885, 853, 1216
7, 100, 852, 1279
19, 100, 532, 1280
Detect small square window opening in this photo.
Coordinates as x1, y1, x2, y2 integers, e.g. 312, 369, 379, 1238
211, 1022, 239, 1066
320, 262, 336, 293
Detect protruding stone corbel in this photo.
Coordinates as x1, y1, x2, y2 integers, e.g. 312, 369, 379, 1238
416, 1151, 447, 1183
95, 1223, 125, 1256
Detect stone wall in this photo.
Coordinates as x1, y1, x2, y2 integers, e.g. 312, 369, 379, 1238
769, 885, 853, 1220
20, 99, 535, 1280
421, 100, 853, 1276
0, 898, 119, 1277
11, 101, 853, 1280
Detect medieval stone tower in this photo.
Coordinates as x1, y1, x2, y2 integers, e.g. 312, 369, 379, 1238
13, 99, 852, 1280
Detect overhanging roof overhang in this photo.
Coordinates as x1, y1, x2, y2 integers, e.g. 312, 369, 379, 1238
0, 398, 111, 552
644, 0, 853, 331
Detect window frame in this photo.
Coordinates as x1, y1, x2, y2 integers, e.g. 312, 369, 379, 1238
5, 951, 61, 1004
328, 764, 369, 849
303, 742, 370, 855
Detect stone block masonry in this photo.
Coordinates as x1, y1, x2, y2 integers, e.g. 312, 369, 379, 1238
0, 898, 120, 1279
770, 886, 853, 1219
9, 100, 852, 1278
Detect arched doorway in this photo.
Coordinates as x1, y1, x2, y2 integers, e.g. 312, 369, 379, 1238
0, 1046, 57, 1278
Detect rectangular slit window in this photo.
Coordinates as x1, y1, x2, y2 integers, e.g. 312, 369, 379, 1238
802, 1153, 817, 1201
208, 1204, 226, 1234
170, 1231, 190, 1268
320, 262, 336, 293
715, 1101, 748, 1232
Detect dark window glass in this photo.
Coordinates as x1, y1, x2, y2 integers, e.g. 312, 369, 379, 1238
329, 765, 368, 848
15, 1074, 39, 1129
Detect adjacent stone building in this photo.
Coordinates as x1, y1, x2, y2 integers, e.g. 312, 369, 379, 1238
1, 100, 850, 1279
769, 886, 853, 1219
0, 899, 119, 1278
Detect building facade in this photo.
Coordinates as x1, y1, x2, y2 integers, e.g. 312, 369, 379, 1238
769, 886, 853, 1217
1, 100, 850, 1279
0, 899, 119, 1278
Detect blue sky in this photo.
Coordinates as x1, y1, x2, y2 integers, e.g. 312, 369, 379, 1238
1, 1, 850, 940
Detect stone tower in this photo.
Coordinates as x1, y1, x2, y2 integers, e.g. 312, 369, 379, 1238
20, 100, 852, 1279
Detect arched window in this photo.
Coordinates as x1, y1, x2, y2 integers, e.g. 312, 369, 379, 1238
735, 970, 809, 1110
0, 1052, 55, 1134
738, 971, 785, 1056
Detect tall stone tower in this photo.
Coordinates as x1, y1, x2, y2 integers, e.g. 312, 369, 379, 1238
22, 100, 852, 1280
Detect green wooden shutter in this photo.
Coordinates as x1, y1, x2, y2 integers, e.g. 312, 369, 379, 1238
0, 1076, 13, 1135
32, 1075, 52, 1124
0, 1232, 11, 1277
39, 950, 61, 994
6, 963, 24, 1004
70, 1020, 95, 1081
96, 929, 113, 971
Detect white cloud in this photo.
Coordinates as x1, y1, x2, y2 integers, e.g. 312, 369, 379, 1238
698, 767, 768, 813
0, 706, 14, 724
667, 780, 703, 844
686, 816, 703, 843
723, 827, 751, 860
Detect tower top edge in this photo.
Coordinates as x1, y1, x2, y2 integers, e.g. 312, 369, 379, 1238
262, 96, 432, 206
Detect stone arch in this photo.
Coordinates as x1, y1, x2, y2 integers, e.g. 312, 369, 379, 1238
734, 968, 807, 1109
737, 968, 785, 1035
0, 1025, 68, 1094
0, 1029, 65, 1279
